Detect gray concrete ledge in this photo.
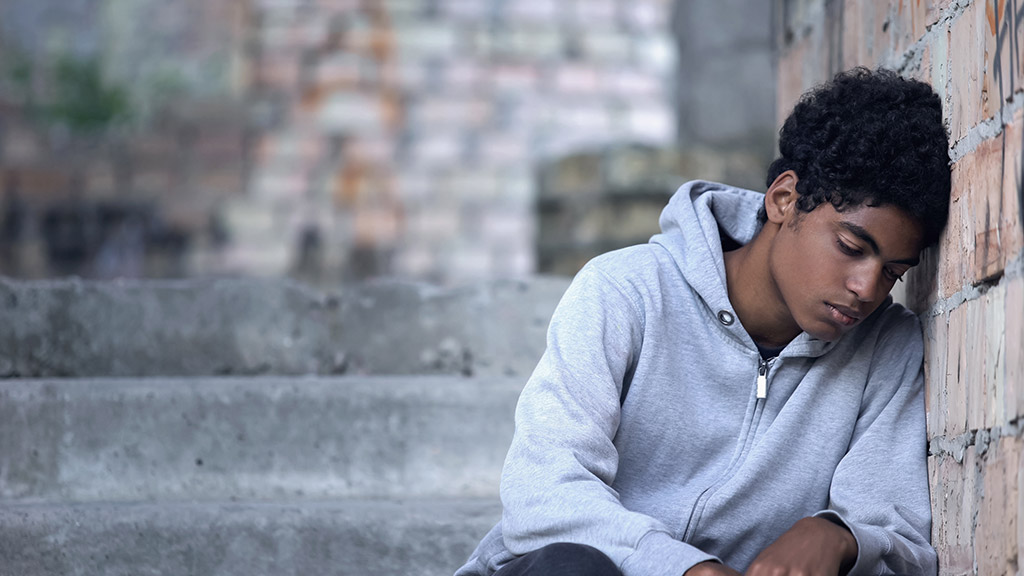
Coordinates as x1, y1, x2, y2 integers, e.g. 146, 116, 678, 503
0, 276, 570, 378
0, 498, 500, 576
0, 376, 523, 502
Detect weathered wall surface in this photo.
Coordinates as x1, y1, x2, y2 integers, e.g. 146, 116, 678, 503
0, 0, 249, 280
0, 0, 680, 285
776, 1, 1023, 573
240, 0, 679, 284
534, 0, 776, 277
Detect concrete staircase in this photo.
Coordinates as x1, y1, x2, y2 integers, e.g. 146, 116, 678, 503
0, 277, 570, 576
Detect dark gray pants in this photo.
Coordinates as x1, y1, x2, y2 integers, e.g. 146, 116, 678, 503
493, 543, 623, 576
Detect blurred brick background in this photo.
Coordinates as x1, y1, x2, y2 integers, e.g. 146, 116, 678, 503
3, 1, 1019, 572
777, 1, 1023, 573
0, 0, 775, 285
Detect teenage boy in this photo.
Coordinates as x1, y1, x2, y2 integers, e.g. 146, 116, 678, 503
455, 67, 950, 576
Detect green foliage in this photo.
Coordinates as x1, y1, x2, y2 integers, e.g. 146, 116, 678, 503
1, 50, 132, 134
44, 55, 132, 132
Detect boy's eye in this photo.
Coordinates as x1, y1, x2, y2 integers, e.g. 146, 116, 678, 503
836, 238, 862, 256
884, 268, 905, 283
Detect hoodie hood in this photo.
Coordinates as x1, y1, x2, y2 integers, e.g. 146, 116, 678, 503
650, 180, 836, 358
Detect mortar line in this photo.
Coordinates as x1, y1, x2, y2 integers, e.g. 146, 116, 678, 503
887, 0, 1024, 164
927, 416, 1024, 459
922, 247, 1024, 318
949, 95, 1024, 163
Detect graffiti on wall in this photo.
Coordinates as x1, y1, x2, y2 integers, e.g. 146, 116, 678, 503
991, 0, 1024, 244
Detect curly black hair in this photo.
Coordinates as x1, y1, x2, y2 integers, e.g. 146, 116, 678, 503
764, 67, 951, 246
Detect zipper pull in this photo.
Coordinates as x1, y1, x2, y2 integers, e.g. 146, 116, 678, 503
756, 360, 768, 399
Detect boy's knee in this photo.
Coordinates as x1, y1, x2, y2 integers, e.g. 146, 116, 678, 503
511, 542, 621, 576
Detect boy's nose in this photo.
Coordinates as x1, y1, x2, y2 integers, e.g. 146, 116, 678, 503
846, 263, 882, 303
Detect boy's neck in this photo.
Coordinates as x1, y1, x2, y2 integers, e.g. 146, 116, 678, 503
722, 228, 802, 349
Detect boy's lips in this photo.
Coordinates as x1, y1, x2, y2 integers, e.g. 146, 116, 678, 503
826, 302, 860, 326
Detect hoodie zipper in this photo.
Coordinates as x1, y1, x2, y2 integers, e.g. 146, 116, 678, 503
681, 354, 776, 542
756, 356, 775, 399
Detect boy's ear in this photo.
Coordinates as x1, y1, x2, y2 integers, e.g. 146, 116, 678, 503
764, 170, 799, 225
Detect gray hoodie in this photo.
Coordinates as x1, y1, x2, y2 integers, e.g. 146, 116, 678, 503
455, 181, 936, 576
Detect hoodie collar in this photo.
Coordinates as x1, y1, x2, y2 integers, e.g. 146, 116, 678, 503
650, 181, 836, 359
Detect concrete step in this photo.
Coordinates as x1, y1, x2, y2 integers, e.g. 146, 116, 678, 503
0, 376, 523, 502
0, 276, 569, 378
0, 498, 500, 576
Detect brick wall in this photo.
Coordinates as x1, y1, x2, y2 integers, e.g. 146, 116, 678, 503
776, 1, 1023, 572
1, 0, 679, 285
239, 0, 679, 284
0, 0, 248, 279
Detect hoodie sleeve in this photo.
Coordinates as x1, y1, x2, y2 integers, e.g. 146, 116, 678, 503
499, 260, 720, 576
812, 310, 937, 576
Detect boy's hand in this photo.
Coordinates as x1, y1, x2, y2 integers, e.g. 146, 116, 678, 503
685, 561, 742, 576
744, 516, 858, 576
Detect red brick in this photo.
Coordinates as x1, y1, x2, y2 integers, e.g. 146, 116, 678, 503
342, 23, 393, 59
958, 112, 1024, 285
840, 1, 899, 68
905, 243, 941, 313
255, 132, 326, 166
259, 14, 330, 51
378, 60, 428, 91
939, 171, 965, 299
907, 30, 933, 85
932, 449, 977, 574
130, 133, 180, 164
995, 109, 1024, 265
1006, 276, 1024, 423
194, 131, 245, 163
948, 0, 989, 143
968, 174, 1005, 284
1, 167, 74, 202
254, 55, 302, 89
776, 39, 806, 132
0, 125, 44, 163
412, 95, 493, 130
976, 436, 1021, 575
946, 303, 968, 436
984, 285, 1007, 427
887, 0, 952, 56
928, 453, 939, 542
353, 205, 401, 246
841, 0, 869, 70
924, 312, 948, 437
342, 136, 397, 165
871, 2, 895, 67
83, 164, 117, 198
135, 168, 179, 198
314, 54, 366, 90
965, 296, 987, 431
983, 0, 1024, 119
194, 167, 244, 197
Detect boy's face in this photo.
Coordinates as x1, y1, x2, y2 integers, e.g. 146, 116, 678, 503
768, 201, 925, 343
